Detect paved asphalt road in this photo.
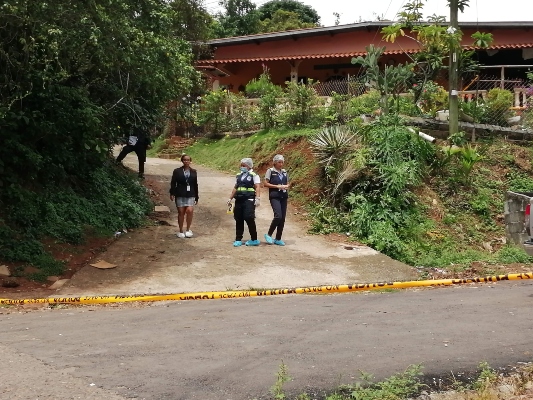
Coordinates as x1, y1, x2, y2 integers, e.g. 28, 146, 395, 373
1, 281, 533, 399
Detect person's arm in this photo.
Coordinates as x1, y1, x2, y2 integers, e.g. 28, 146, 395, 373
253, 174, 261, 206
263, 180, 288, 189
170, 170, 177, 201
228, 186, 237, 205
264, 179, 288, 190
145, 132, 152, 149
193, 170, 199, 204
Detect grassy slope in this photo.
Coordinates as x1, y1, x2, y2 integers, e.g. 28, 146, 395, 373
184, 128, 323, 204
175, 130, 533, 274
413, 137, 533, 273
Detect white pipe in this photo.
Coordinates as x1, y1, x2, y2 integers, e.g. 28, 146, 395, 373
408, 127, 436, 143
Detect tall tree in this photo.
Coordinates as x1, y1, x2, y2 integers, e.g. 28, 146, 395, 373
380, 0, 492, 113
258, 0, 320, 25
169, 0, 217, 59
0, 0, 199, 190
258, 9, 316, 33
170, 0, 216, 42
215, 0, 260, 37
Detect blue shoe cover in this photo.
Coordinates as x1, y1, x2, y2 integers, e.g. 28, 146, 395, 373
245, 239, 260, 246
264, 234, 274, 244
233, 241, 242, 247
274, 239, 285, 246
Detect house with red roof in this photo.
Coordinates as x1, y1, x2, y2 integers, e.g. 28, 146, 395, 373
197, 21, 533, 96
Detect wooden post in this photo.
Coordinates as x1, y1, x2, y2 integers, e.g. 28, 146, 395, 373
448, 0, 459, 138
289, 60, 302, 83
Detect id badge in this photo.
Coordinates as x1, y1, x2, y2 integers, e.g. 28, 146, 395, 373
186, 185, 191, 192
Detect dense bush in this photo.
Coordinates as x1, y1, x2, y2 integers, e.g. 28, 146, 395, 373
0, 0, 200, 274
310, 115, 436, 260
0, 162, 152, 277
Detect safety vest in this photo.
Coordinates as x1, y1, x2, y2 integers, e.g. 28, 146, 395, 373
235, 171, 257, 198
267, 168, 288, 199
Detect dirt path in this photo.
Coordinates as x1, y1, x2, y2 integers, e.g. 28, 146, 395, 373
58, 153, 417, 296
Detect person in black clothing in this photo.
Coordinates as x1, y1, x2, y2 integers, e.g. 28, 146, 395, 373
227, 158, 261, 247
116, 127, 152, 179
169, 154, 199, 238
263, 154, 290, 246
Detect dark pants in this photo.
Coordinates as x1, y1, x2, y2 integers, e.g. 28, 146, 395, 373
116, 145, 146, 175
234, 198, 257, 241
268, 197, 288, 240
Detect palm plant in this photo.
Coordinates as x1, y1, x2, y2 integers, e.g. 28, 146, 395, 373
309, 125, 366, 202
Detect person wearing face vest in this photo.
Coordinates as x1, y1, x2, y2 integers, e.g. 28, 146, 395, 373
263, 154, 290, 246
227, 158, 261, 247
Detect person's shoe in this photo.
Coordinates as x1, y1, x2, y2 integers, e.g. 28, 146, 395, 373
233, 240, 243, 247
177, 232, 185, 238
245, 239, 260, 246
274, 239, 285, 246
185, 230, 193, 238
264, 234, 274, 244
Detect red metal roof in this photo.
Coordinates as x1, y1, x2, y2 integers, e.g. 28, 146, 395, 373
197, 43, 533, 64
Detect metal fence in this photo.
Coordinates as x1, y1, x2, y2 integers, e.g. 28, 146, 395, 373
313, 75, 367, 97
458, 74, 531, 127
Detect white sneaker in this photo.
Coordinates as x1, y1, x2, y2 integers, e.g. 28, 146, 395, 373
185, 230, 193, 238
177, 232, 185, 238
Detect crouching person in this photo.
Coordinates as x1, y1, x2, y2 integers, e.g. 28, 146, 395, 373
228, 158, 261, 247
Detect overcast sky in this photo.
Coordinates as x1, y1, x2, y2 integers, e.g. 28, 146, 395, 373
204, 0, 532, 28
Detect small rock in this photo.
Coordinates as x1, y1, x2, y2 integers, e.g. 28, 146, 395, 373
0, 265, 10, 277
47, 276, 60, 282
49, 279, 70, 290
482, 242, 493, 251
497, 384, 514, 395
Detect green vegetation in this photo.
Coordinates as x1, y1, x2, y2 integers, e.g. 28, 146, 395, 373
214, 0, 320, 37
261, 360, 533, 399
266, 363, 424, 399
0, 164, 152, 280
186, 127, 320, 204
184, 1, 531, 273
186, 122, 533, 273
0, 0, 203, 278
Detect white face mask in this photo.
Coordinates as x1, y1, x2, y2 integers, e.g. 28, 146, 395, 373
240, 167, 248, 172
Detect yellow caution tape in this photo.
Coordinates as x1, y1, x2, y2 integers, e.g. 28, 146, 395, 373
1, 273, 531, 306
